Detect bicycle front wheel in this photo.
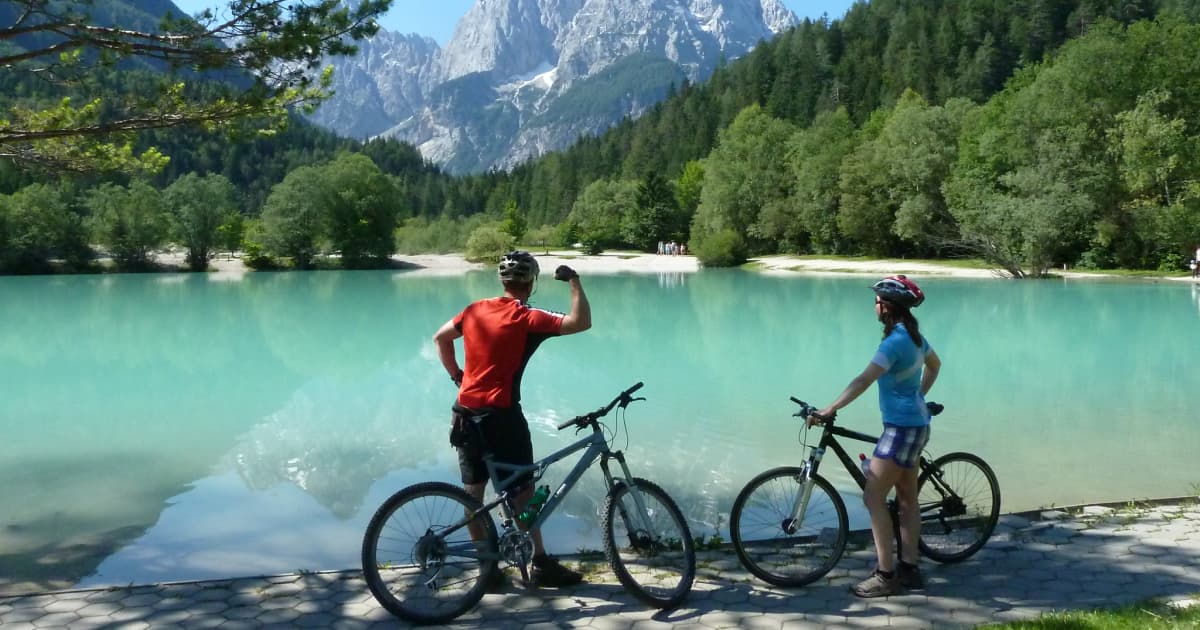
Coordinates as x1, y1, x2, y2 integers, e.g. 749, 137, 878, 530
601, 477, 696, 608
917, 452, 1000, 563
361, 481, 499, 624
730, 467, 848, 587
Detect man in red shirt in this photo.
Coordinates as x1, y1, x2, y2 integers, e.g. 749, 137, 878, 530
433, 250, 591, 587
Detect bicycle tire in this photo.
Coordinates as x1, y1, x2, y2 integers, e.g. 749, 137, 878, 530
730, 467, 849, 587
601, 477, 696, 608
361, 481, 499, 624
917, 452, 1000, 563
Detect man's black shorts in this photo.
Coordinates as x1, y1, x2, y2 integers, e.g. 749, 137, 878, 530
451, 404, 533, 488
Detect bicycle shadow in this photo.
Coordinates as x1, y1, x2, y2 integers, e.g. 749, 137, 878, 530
10, 505, 1193, 629
676, 506, 1200, 627
448, 505, 1200, 627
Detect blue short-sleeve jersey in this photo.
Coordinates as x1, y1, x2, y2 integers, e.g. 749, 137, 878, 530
870, 323, 933, 427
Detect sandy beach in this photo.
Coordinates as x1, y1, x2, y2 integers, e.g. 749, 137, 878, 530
168, 249, 1195, 281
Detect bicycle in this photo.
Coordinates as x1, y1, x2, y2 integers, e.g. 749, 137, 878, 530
729, 396, 1000, 587
361, 382, 696, 623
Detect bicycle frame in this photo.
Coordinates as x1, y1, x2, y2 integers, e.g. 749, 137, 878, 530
436, 417, 653, 563
809, 423, 894, 490
484, 425, 633, 532
798, 418, 967, 527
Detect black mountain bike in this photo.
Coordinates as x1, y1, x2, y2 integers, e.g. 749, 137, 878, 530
729, 397, 1000, 587
361, 383, 695, 624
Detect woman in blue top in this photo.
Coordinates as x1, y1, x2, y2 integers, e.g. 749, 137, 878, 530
814, 275, 941, 598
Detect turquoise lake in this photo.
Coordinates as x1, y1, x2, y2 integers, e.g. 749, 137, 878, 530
2, 269, 1198, 592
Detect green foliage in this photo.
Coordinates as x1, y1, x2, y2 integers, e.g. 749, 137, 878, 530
499, 199, 528, 243
85, 180, 169, 270
1, 0, 392, 173
0, 182, 90, 272
464, 224, 514, 264
692, 105, 796, 253
318, 153, 402, 268
788, 107, 856, 253
673, 160, 705, 216
945, 16, 1200, 275
261, 165, 325, 268
691, 228, 747, 267
394, 215, 476, 254
527, 224, 558, 253
568, 179, 636, 254
216, 212, 245, 259
621, 172, 680, 250
164, 173, 238, 270
5, 0, 1200, 278
977, 597, 1200, 629
240, 218, 277, 270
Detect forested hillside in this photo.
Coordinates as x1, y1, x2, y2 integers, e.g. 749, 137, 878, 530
3, 0, 1199, 276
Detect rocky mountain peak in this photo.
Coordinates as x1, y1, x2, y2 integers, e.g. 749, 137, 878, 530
308, 0, 797, 172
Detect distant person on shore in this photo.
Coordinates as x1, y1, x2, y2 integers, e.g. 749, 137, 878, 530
812, 275, 941, 598
433, 250, 592, 587
1193, 244, 1200, 278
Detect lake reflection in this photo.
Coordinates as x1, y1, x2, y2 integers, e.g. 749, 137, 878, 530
1, 270, 1198, 591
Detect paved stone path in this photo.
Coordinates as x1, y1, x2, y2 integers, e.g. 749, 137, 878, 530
3, 502, 1199, 629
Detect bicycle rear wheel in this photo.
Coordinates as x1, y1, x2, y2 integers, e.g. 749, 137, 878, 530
601, 477, 696, 608
361, 481, 499, 624
917, 452, 1000, 563
729, 467, 848, 587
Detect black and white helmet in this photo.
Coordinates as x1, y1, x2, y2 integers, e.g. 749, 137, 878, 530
497, 250, 539, 283
872, 274, 925, 308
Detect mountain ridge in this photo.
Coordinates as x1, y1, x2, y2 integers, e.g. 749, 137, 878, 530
308, 0, 797, 172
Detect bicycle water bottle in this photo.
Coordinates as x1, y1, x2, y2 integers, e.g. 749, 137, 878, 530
859, 453, 871, 477
517, 485, 551, 525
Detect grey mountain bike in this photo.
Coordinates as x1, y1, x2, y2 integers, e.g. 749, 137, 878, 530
362, 382, 696, 624
729, 397, 1000, 587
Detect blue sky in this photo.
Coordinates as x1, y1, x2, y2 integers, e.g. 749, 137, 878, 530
172, 1, 859, 45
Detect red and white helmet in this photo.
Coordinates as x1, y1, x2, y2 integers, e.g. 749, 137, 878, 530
872, 275, 924, 308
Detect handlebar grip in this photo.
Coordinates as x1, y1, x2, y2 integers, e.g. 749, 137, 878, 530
790, 396, 804, 406
557, 416, 585, 431
808, 410, 834, 424
624, 382, 644, 397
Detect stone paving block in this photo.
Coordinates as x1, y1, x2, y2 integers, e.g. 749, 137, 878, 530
193, 588, 235, 602
31, 611, 80, 627
776, 620, 827, 630
41, 597, 87, 612
6, 503, 1200, 630
223, 605, 262, 620
190, 600, 231, 615
181, 615, 225, 629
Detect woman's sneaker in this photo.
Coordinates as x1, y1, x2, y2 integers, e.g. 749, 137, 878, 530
530, 554, 583, 587
897, 562, 924, 590
851, 569, 900, 598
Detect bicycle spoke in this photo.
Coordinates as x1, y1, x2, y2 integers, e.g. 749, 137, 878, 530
363, 482, 497, 624
730, 468, 848, 587
918, 453, 1000, 563
603, 478, 695, 608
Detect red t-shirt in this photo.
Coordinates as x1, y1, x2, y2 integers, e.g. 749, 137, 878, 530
454, 297, 563, 409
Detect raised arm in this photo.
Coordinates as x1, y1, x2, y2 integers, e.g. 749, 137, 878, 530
557, 270, 591, 335
433, 319, 464, 386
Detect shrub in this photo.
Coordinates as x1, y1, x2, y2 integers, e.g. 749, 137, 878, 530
465, 225, 515, 264
692, 229, 747, 267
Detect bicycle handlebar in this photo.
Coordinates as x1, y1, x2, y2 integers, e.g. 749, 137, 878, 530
791, 396, 944, 425
556, 381, 645, 431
